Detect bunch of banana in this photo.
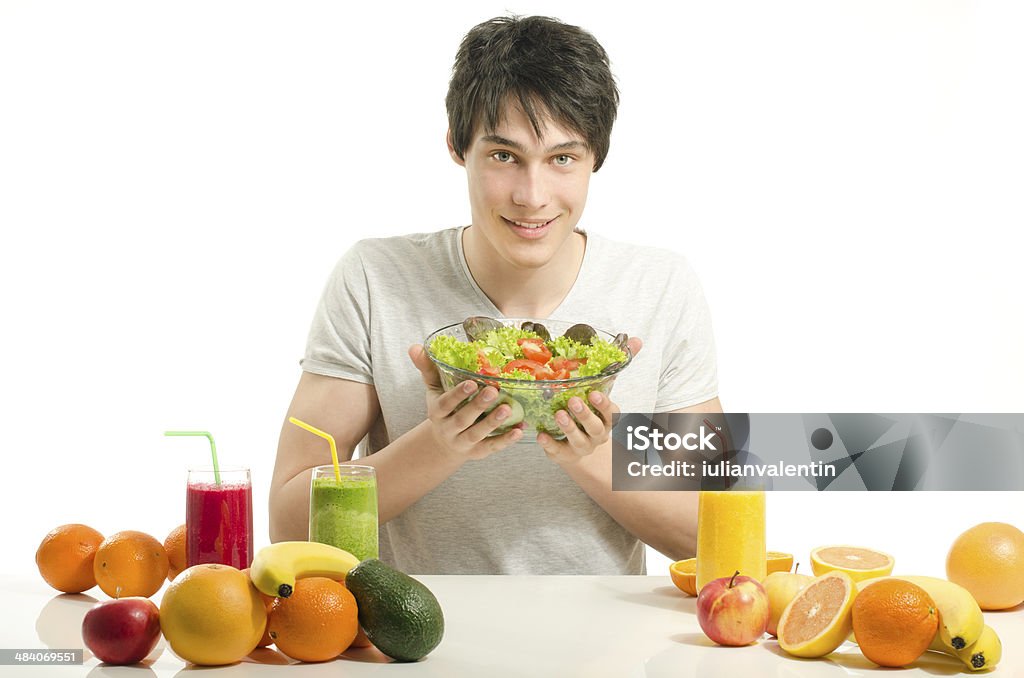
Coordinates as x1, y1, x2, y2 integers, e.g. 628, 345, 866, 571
928, 624, 1002, 672
854, 575, 1000, 671
249, 541, 360, 598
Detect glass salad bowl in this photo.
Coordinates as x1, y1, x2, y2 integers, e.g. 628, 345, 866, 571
424, 317, 634, 440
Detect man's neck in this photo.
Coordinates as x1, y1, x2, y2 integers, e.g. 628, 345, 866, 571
462, 227, 587, 319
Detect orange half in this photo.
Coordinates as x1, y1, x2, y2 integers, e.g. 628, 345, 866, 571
669, 559, 698, 596
767, 551, 795, 574
673, 552, 793, 596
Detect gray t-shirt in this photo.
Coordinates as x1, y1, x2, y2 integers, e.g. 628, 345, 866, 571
301, 226, 718, 574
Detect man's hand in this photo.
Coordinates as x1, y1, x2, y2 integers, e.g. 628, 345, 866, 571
536, 337, 643, 464
409, 345, 522, 461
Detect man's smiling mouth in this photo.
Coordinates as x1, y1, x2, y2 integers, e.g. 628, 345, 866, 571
503, 217, 556, 230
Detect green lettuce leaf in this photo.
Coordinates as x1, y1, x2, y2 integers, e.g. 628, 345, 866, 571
577, 339, 627, 376
429, 334, 481, 372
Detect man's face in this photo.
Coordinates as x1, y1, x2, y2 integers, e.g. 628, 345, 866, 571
452, 104, 594, 271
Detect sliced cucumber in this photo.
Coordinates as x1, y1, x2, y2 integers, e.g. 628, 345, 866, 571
478, 393, 525, 427
498, 395, 524, 426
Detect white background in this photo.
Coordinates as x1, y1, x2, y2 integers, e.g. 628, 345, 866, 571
1, 1, 1021, 581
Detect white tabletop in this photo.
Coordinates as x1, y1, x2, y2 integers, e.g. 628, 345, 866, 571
3, 573, 1021, 677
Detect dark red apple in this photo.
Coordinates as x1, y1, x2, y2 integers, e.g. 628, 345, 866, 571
81, 597, 161, 665
696, 571, 770, 646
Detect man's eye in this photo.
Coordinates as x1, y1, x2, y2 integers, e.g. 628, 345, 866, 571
493, 151, 514, 163
553, 155, 574, 166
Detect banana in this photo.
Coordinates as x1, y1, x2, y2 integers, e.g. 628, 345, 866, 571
249, 541, 360, 599
928, 624, 1002, 671
956, 625, 1001, 671
857, 575, 984, 650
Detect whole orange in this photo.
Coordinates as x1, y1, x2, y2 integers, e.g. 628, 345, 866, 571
164, 524, 187, 581
340, 580, 373, 649
241, 567, 276, 648
35, 524, 104, 593
946, 521, 1024, 610
852, 579, 938, 667
160, 563, 266, 665
268, 577, 358, 662
93, 530, 168, 598
349, 625, 374, 649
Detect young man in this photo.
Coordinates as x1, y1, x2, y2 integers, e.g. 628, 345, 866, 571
270, 16, 721, 574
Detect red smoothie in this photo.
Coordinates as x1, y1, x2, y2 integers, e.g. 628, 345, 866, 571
185, 480, 253, 569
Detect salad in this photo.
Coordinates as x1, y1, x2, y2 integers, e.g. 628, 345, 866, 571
426, 317, 631, 438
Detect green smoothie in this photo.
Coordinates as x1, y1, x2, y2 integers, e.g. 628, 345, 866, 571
309, 474, 379, 561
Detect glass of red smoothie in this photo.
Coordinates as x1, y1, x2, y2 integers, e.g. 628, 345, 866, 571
186, 467, 254, 569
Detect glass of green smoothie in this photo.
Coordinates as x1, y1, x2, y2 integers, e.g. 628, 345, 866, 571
309, 465, 379, 561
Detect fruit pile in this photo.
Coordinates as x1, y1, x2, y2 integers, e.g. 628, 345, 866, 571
36, 526, 445, 667
674, 521, 1024, 673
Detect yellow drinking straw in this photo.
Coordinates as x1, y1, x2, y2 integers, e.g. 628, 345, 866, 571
289, 417, 341, 481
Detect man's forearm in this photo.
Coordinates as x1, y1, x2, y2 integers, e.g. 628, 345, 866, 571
559, 441, 699, 560
349, 420, 466, 524
269, 469, 317, 543
270, 420, 467, 542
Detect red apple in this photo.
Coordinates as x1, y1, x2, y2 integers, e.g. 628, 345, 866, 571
82, 597, 161, 665
696, 571, 769, 646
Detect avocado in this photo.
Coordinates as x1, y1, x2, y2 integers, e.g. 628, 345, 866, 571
345, 559, 444, 662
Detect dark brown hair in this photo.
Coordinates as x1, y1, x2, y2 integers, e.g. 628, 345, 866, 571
446, 16, 619, 171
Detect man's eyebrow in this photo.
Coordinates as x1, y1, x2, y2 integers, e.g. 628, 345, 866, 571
547, 140, 585, 153
481, 134, 525, 152
480, 135, 586, 154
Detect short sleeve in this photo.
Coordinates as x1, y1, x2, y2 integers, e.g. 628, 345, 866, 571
654, 258, 719, 412
300, 245, 374, 385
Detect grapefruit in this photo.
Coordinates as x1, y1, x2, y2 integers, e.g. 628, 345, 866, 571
160, 564, 266, 665
946, 522, 1024, 610
777, 571, 857, 658
810, 545, 893, 582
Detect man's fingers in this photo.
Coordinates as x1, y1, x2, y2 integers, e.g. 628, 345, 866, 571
449, 386, 499, 431
537, 431, 571, 462
555, 409, 590, 449
429, 380, 479, 421
587, 391, 618, 423
481, 426, 524, 455
569, 398, 606, 439
461, 403, 515, 445
408, 344, 441, 390
627, 336, 643, 358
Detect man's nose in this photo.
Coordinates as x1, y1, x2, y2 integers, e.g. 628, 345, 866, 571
511, 165, 550, 210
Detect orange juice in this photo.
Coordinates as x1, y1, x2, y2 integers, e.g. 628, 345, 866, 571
696, 490, 766, 591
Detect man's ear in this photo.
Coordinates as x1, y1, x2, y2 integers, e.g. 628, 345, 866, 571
446, 129, 466, 167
